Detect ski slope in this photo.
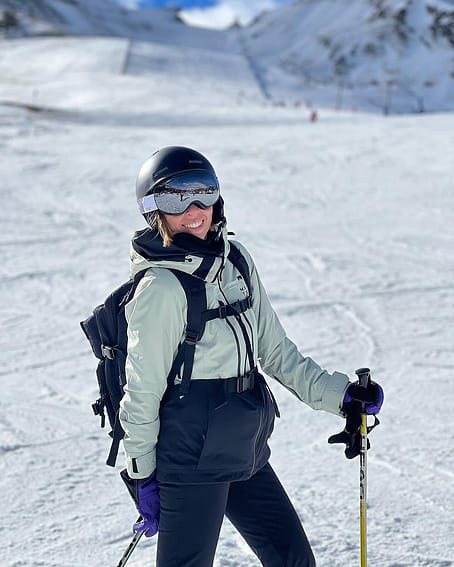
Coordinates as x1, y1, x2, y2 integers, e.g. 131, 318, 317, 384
1, 34, 453, 567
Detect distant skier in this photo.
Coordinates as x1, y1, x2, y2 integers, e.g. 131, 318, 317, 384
119, 146, 384, 566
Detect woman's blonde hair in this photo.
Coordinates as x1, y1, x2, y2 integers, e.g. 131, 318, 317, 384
157, 214, 174, 247
145, 211, 174, 247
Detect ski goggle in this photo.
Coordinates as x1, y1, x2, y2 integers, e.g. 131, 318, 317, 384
138, 171, 220, 216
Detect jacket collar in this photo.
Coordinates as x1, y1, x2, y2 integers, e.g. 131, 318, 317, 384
130, 226, 230, 283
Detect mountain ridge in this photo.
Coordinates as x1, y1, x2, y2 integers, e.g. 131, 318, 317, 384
1, 0, 453, 113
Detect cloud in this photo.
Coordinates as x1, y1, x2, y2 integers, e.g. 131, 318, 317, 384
113, 1, 285, 28
180, 0, 280, 28
118, 0, 142, 8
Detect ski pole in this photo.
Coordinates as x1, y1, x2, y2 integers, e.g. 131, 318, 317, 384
116, 517, 145, 567
356, 367, 370, 567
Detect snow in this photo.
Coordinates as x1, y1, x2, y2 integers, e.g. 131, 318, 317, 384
1, 25, 454, 567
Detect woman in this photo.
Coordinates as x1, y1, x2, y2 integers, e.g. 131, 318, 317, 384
119, 146, 383, 567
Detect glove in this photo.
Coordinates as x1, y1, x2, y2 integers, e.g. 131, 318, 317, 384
328, 379, 383, 459
342, 380, 384, 415
328, 401, 367, 459
120, 469, 160, 537
133, 472, 160, 537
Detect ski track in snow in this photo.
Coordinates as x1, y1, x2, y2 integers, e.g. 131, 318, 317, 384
1, 35, 454, 567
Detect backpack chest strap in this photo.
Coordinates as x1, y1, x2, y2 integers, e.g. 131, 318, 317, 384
203, 296, 252, 321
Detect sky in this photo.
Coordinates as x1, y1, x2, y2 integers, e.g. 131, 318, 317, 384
114, 0, 293, 27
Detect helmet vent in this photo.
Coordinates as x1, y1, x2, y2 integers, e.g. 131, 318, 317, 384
153, 166, 169, 179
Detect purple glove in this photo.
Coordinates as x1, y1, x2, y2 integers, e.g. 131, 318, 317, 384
343, 380, 384, 415
132, 472, 160, 538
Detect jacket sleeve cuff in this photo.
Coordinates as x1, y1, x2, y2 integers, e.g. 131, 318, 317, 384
322, 371, 350, 415
125, 451, 156, 480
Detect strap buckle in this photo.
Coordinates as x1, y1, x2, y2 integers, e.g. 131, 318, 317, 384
237, 370, 255, 393
101, 345, 115, 360
92, 397, 106, 428
218, 304, 228, 319
184, 330, 200, 345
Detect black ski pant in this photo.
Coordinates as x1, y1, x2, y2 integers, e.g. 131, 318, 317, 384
156, 462, 316, 567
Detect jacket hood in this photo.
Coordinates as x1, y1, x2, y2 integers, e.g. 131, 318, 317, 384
130, 226, 230, 283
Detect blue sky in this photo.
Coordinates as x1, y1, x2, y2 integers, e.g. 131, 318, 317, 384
114, 0, 293, 28
138, 1, 217, 6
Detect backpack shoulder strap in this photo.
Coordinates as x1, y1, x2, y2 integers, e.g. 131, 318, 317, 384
116, 268, 151, 363
166, 269, 207, 395
122, 268, 151, 306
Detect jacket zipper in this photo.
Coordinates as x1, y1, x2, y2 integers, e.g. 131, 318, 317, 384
217, 279, 242, 377
223, 309, 242, 378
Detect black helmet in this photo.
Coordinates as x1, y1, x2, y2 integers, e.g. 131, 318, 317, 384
136, 146, 224, 224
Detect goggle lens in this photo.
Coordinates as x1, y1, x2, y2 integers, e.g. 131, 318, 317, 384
138, 171, 220, 215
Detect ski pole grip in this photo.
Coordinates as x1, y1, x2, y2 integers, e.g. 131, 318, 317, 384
355, 367, 371, 389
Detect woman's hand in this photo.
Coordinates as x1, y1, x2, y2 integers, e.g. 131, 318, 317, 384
133, 472, 160, 537
328, 378, 384, 459
121, 469, 160, 537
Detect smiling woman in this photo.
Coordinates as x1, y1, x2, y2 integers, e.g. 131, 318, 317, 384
113, 144, 385, 567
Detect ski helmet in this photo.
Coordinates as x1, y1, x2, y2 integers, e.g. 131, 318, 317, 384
136, 146, 224, 222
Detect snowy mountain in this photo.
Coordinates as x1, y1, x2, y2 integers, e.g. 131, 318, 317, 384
1, 0, 453, 113
0, 0, 210, 42
244, 0, 454, 113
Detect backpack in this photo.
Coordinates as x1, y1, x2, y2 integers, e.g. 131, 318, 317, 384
80, 242, 252, 467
